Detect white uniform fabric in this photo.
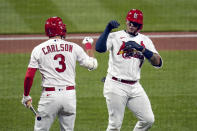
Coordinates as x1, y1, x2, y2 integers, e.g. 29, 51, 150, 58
28, 38, 96, 131
104, 30, 160, 131
28, 38, 96, 87
34, 88, 76, 131
106, 30, 159, 81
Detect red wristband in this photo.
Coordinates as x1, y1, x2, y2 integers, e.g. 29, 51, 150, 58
85, 43, 92, 50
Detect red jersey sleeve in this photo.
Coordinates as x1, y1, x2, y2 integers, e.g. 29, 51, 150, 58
24, 68, 37, 96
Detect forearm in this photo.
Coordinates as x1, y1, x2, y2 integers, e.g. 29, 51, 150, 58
148, 53, 162, 67
141, 48, 162, 67
84, 42, 94, 57
96, 20, 120, 53
86, 49, 94, 57
95, 28, 110, 53
24, 68, 37, 96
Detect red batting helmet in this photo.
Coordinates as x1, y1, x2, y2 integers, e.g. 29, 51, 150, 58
45, 17, 66, 38
126, 9, 143, 31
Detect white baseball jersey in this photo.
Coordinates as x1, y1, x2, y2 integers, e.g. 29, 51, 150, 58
106, 30, 159, 81
28, 38, 91, 87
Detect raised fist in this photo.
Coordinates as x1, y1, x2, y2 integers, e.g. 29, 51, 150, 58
107, 20, 120, 31
82, 37, 94, 45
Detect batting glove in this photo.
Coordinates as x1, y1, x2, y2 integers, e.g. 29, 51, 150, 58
82, 37, 94, 50
88, 57, 98, 71
21, 95, 32, 108
107, 20, 120, 31
82, 37, 94, 44
124, 41, 144, 52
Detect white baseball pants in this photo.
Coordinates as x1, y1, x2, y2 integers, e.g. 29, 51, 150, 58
34, 87, 76, 131
104, 75, 154, 131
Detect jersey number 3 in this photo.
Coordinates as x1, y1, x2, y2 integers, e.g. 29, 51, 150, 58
54, 54, 66, 72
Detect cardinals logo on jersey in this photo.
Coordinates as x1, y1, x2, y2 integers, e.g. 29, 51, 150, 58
117, 41, 145, 60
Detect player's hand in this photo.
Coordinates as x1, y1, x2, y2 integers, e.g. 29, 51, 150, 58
107, 20, 120, 31
124, 41, 144, 52
82, 37, 94, 50
82, 37, 94, 45
21, 95, 32, 108
88, 57, 98, 71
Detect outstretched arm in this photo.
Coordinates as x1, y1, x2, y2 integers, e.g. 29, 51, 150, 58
81, 37, 98, 71
95, 20, 120, 53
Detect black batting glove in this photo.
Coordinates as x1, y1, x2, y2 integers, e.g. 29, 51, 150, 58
124, 41, 144, 52
106, 20, 120, 31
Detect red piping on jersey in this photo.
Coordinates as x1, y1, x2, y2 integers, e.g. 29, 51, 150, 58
24, 68, 37, 96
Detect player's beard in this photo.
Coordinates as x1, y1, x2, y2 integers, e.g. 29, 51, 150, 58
126, 29, 138, 36
126, 26, 139, 36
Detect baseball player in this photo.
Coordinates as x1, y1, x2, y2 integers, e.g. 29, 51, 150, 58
95, 9, 162, 131
21, 16, 97, 131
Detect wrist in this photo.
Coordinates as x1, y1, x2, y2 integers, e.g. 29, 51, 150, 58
23, 95, 31, 99
106, 24, 112, 32
138, 45, 144, 52
23, 94, 29, 97
142, 48, 153, 59
85, 43, 92, 50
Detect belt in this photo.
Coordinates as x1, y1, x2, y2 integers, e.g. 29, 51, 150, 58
44, 86, 75, 91
112, 77, 136, 85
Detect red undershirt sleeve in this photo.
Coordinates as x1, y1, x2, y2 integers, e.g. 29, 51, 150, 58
24, 68, 37, 96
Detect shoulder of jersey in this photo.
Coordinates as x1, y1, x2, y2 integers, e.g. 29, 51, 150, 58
137, 33, 150, 40
110, 30, 124, 35
33, 39, 81, 52
109, 30, 125, 38
64, 40, 82, 48
40, 39, 79, 47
